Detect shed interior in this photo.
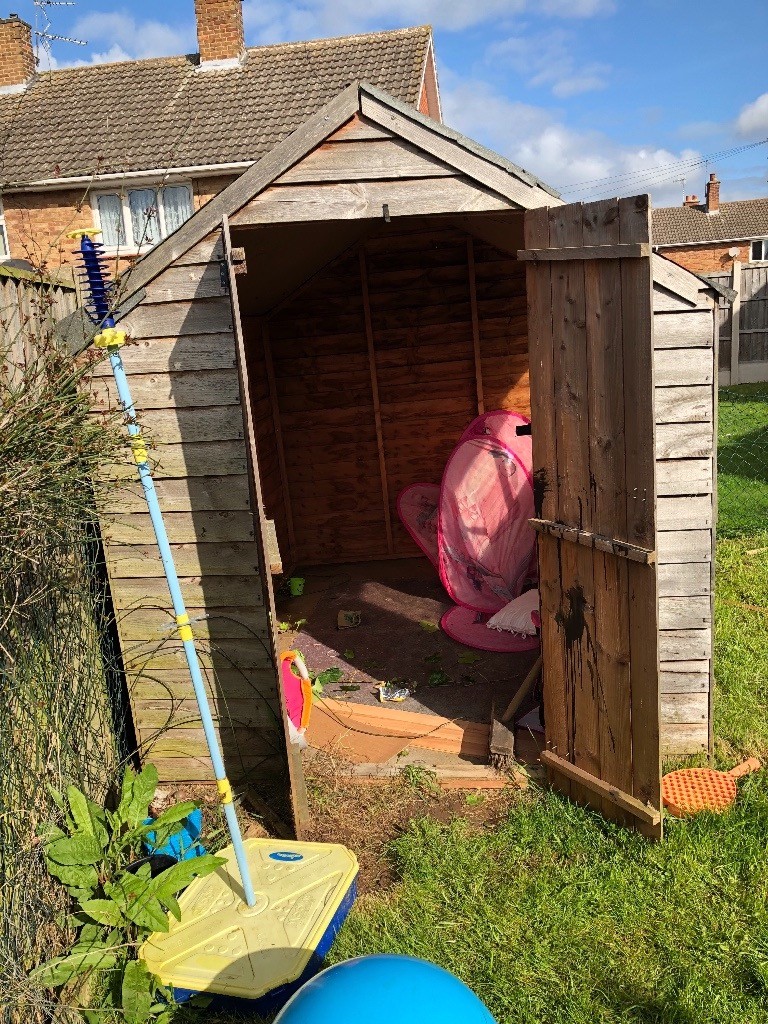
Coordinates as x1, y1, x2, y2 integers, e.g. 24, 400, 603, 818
233, 212, 542, 748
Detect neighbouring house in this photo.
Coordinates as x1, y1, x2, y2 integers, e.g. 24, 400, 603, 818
653, 173, 768, 273
0, 1, 439, 277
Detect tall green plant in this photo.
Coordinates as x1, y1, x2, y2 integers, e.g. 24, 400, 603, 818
32, 764, 224, 1023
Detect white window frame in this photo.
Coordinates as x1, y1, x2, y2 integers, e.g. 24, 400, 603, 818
90, 181, 194, 256
0, 197, 9, 259
750, 238, 768, 262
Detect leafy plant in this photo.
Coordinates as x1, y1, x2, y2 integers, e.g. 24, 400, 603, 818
310, 666, 344, 695
400, 764, 439, 795
31, 764, 225, 1023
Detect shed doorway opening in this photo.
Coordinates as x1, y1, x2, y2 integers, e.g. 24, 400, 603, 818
234, 213, 544, 776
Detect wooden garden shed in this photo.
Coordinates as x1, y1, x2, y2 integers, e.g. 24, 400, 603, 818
80, 82, 718, 838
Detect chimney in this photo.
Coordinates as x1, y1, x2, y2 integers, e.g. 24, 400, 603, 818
683, 194, 700, 208
705, 172, 720, 214
194, 0, 245, 67
0, 14, 35, 92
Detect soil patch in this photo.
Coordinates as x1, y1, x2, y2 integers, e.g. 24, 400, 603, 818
303, 751, 522, 893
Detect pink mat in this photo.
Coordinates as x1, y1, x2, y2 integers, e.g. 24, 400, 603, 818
441, 605, 540, 653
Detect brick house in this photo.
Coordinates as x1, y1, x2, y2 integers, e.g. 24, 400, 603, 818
0, 1, 440, 278
653, 172, 768, 274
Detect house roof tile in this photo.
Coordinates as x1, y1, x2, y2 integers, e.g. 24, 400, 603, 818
0, 26, 431, 186
652, 197, 768, 246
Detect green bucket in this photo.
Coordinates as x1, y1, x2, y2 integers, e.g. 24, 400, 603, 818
289, 577, 305, 597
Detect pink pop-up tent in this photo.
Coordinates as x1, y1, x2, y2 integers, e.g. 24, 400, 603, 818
397, 411, 539, 653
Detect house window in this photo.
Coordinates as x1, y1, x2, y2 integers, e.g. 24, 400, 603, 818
750, 239, 768, 261
93, 184, 194, 252
0, 198, 9, 258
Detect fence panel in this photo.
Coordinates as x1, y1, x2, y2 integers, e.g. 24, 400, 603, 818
716, 264, 768, 385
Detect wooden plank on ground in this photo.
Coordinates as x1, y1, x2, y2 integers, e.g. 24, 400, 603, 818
539, 751, 660, 826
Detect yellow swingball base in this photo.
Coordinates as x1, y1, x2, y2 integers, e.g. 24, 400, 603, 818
140, 838, 359, 1014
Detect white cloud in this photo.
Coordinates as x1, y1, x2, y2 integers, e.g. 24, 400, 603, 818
243, 0, 612, 43
441, 75, 705, 206
488, 30, 609, 97
53, 10, 196, 66
736, 93, 768, 138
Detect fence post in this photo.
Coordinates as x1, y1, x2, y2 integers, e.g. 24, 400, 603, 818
730, 259, 742, 386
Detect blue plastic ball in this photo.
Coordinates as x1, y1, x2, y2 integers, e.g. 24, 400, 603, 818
274, 954, 497, 1024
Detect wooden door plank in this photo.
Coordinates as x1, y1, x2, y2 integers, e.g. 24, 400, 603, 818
549, 201, 600, 805
583, 196, 633, 822
524, 206, 569, 799
619, 195, 661, 838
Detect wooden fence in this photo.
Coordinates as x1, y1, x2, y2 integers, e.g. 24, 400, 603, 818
713, 263, 768, 386
0, 265, 78, 381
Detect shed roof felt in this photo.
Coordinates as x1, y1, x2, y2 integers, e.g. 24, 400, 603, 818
0, 26, 432, 187
652, 197, 768, 246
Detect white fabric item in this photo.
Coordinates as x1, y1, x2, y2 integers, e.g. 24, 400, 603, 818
162, 185, 193, 235
97, 194, 125, 248
486, 588, 540, 636
129, 188, 159, 246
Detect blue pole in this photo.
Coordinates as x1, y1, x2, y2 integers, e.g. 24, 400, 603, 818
72, 231, 256, 907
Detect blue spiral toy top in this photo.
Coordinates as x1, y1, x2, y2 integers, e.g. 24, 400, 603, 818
75, 233, 115, 328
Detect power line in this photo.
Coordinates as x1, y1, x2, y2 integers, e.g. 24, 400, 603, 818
560, 137, 768, 197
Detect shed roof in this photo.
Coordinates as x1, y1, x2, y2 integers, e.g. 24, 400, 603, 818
0, 26, 431, 187
653, 196, 768, 246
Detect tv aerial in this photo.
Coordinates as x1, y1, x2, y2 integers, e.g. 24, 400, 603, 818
33, 0, 87, 64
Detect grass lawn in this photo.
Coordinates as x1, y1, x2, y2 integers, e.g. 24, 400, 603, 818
197, 386, 768, 1024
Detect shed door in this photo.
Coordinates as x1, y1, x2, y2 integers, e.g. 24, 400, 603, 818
521, 195, 662, 837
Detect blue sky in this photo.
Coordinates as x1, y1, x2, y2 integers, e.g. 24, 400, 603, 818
22, 0, 768, 205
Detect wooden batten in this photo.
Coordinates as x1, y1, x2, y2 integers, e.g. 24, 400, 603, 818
359, 248, 394, 554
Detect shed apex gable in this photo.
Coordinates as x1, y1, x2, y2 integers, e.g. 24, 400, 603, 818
114, 80, 561, 306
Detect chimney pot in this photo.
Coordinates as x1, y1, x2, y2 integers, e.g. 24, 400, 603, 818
683, 194, 700, 208
705, 171, 720, 214
194, 0, 245, 66
0, 13, 34, 91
